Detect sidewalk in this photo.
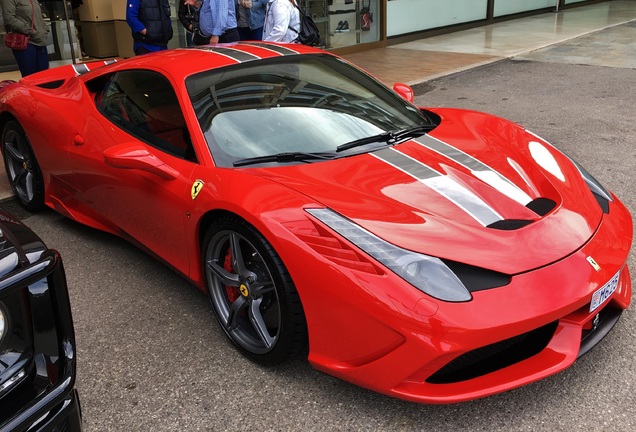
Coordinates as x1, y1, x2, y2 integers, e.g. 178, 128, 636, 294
343, 0, 636, 85
1, 0, 636, 202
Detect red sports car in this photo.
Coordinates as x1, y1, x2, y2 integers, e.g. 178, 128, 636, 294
0, 43, 631, 403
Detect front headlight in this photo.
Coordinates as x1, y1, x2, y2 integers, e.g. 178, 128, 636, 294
306, 208, 472, 302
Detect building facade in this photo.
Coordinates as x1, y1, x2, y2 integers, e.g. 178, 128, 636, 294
0, 0, 606, 71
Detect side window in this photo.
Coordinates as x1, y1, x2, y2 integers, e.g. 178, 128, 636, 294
96, 70, 196, 162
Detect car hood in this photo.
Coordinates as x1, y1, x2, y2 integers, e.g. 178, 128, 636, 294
249, 108, 603, 274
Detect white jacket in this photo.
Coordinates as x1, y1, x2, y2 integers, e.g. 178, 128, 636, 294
263, 0, 300, 42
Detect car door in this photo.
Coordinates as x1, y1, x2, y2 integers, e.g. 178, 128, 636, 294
68, 69, 198, 276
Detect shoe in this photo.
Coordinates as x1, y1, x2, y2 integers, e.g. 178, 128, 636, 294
335, 21, 344, 32
340, 21, 350, 32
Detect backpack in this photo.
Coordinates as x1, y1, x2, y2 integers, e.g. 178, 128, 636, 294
289, 2, 323, 47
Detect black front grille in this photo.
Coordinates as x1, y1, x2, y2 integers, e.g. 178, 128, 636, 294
426, 321, 558, 384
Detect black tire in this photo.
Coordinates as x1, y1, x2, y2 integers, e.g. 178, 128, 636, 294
2, 120, 45, 211
202, 215, 308, 365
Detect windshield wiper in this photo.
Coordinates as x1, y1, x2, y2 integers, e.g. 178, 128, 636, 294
233, 151, 336, 167
336, 125, 435, 153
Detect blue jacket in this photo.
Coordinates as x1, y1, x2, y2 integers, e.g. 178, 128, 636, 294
236, 0, 267, 31
126, 0, 173, 51
199, 0, 237, 37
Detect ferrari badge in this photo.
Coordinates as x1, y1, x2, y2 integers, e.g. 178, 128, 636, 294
191, 180, 204, 200
586, 256, 601, 272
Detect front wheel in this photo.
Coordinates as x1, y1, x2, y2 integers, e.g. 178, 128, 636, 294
202, 215, 307, 365
2, 120, 45, 211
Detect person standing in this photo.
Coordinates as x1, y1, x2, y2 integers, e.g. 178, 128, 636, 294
262, 0, 299, 42
126, 0, 174, 55
177, 1, 199, 47
236, 0, 267, 41
184, 0, 239, 45
0, 0, 49, 77
70, 0, 85, 57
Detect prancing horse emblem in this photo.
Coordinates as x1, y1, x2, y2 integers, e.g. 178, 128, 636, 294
191, 180, 204, 200
586, 256, 601, 272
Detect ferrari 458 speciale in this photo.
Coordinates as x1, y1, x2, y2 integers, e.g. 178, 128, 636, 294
0, 42, 631, 403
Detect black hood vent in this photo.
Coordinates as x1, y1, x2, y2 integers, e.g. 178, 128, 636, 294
486, 198, 557, 231
526, 197, 557, 216
487, 219, 533, 231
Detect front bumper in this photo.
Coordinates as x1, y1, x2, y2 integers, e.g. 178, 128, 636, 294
286, 193, 632, 403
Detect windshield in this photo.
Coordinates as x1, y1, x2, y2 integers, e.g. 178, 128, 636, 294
186, 54, 437, 167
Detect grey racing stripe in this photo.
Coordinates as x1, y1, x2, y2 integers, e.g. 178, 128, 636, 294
72, 63, 90, 75
374, 146, 439, 180
208, 46, 262, 62
195, 46, 261, 63
241, 42, 301, 56
372, 148, 503, 226
414, 135, 532, 205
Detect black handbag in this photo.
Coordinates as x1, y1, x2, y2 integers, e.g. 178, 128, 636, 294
289, 2, 322, 47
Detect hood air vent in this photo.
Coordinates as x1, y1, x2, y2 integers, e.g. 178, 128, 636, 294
487, 219, 533, 230
526, 197, 557, 216
486, 198, 556, 231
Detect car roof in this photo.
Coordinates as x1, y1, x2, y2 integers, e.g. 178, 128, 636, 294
117, 42, 329, 81
14, 43, 329, 90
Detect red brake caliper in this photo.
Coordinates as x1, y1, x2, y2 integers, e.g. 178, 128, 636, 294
224, 247, 240, 303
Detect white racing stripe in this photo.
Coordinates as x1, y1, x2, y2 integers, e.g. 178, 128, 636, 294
193, 43, 301, 62
414, 135, 533, 205
240, 42, 302, 56
372, 148, 503, 226
195, 46, 262, 63
72, 63, 90, 75
72, 59, 117, 76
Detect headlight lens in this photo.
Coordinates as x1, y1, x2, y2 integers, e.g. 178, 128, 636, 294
306, 208, 472, 302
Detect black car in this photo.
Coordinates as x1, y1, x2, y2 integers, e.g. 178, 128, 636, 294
0, 209, 82, 431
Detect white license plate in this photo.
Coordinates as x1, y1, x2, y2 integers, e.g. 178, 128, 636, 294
589, 270, 620, 313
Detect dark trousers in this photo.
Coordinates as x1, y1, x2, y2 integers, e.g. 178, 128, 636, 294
12, 43, 49, 77
192, 31, 210, 46
134, 46, 152, 56
238, 26, 263, 41
193, 27, 240, 45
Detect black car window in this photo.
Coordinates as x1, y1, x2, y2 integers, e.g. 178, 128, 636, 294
96, 70, 196, 162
